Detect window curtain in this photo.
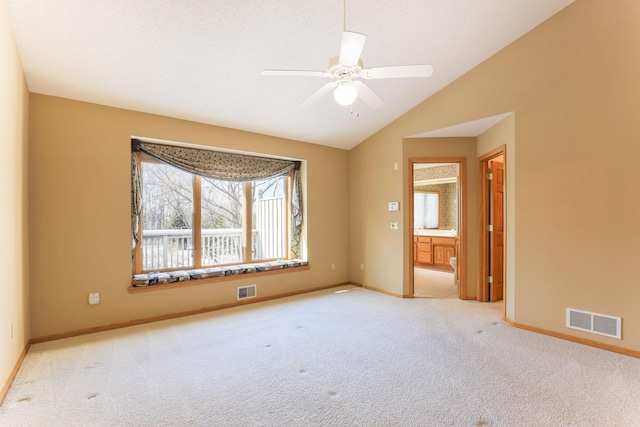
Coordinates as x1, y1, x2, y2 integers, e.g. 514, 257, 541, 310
131, 152, 142, 251
131, 140, 303, 257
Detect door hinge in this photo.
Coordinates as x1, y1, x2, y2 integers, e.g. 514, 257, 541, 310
488, 224, 493, 232
488, 276, 493, 284
488, 172, 493, 181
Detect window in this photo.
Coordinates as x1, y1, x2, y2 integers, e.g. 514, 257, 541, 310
414, 191, 439, 229
131, 140, 302, 275
141, 159, 194, 271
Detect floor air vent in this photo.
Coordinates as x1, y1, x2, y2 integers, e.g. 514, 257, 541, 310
238, 285, 257, 300
566, 308, 621, 339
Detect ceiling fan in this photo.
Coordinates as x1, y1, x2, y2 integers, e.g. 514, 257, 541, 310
261, 2, 433, 109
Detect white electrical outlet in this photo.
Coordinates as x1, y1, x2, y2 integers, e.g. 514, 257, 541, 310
88, 292, 100, 305
331, 263, 336, 271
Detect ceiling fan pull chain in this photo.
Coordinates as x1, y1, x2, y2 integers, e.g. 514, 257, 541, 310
343, 0, 347, 32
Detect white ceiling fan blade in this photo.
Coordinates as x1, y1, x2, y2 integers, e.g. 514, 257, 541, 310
354, 80, 384, 108
262, 69, 327, 77
298, 82, 336, 108
339, 31, 367, 67
362, 64, 433, 79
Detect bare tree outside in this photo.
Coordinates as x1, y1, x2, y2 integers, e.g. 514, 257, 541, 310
139, 160, 287, 271
201, 177, 243, 230
142, 162, 193, 231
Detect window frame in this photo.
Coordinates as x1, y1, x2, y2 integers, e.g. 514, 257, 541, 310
414, 190, 440, 230
133, 152, 295, 275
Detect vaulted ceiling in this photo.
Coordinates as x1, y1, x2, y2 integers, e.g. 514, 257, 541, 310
3, 0, 574, 149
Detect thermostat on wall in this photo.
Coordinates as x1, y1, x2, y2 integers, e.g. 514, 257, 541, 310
388, 202, 399, 212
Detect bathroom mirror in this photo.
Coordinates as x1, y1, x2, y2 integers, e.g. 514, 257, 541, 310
414, 191, 439, 229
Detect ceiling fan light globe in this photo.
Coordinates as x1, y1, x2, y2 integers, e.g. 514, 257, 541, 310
333, 82, 358, 106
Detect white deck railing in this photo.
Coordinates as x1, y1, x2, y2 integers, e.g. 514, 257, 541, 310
142, 229, 245, 271
142, 197, 286, 271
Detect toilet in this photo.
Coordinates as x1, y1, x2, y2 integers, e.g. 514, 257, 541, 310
449, 257, 457, 286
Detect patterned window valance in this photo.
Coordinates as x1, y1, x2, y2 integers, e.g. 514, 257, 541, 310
131, 139, 303, 258
131, 140, 300, 181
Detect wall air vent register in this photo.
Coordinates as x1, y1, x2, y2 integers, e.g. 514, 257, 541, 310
238, 285, 257, 300
566, 308, 621, 339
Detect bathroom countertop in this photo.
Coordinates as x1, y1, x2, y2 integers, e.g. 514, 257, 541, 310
414, 229, 458, 237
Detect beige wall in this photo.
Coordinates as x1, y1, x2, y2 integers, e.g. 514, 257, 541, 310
28, 95, 350, 338
0, 2, 30, 394
348, 127, 405, 295
350, 0, 640, 351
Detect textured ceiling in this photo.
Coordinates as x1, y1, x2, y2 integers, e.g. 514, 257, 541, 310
3, 0, 574, 149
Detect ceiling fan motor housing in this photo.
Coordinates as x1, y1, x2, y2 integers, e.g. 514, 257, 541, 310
328, 56, 363, 82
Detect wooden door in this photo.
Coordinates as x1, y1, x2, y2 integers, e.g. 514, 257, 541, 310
489, 162, 504, 302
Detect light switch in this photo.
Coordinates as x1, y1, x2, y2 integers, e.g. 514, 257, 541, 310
88, 292, 100, 305
388, 201, 399, 211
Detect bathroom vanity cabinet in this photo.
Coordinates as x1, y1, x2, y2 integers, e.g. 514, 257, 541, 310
414, 236, 433, 264
414, 235, 456, 271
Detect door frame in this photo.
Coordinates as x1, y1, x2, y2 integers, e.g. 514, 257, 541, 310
478, 145, 507, 308
408, 157, 467, 299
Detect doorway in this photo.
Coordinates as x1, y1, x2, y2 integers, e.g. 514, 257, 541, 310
478, 146, 506, 305
409, 158, 466, 299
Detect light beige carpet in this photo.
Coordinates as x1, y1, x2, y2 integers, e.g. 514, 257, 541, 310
2, 285, 639, 426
